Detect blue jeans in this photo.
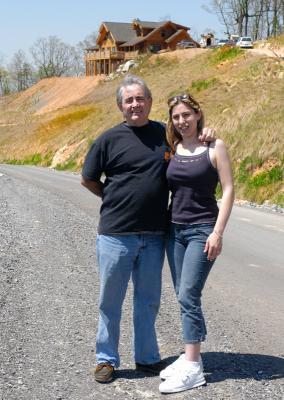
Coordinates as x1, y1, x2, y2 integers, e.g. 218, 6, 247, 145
96, 233, 165, 367
166, 222, 215, 343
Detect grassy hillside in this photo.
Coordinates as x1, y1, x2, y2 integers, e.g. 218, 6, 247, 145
0, 46, 283, 205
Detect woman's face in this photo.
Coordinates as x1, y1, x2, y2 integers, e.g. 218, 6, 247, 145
171, 102, 201, 138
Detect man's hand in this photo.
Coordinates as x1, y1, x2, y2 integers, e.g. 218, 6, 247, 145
198, 127, 216, 142
81, 177, 103, 197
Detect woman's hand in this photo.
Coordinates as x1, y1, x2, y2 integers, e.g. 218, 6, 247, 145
204, 231, 222, 261
198, 127, 216, 142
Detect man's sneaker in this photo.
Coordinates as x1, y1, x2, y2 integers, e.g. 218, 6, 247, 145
94, 363, 115, 383
159, 365, 206, 393
160, 354, 203, 380
135, 360, 167, 375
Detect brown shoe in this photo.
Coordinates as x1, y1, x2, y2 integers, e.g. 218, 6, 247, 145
94, 363, 115, 383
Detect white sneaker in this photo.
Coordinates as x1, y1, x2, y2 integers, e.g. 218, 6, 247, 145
159, 354, 203, 380
159, 365, 206, 393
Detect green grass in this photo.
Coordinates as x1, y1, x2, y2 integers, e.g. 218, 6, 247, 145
236, 155, 263, 184
272, 192, 284, 205
5, 152, 53, 167
6, 153, 42, 165
191, 77, 220, 92
55, 160, 77, 170
235, 158, 283, 205
248, 166, 282, 187
210, 46, 243, 64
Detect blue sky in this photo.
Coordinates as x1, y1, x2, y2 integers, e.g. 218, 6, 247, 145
0, 0, 223, 63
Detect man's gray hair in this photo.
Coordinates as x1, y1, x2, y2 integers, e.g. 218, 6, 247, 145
116, 74, 152, 105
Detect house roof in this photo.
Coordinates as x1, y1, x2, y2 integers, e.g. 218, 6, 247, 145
85, 45, 99, 51
119, 30, 155, 47
96, 20, 191, 48
101, 22, 137, 43
165, 29, 185, 43
133, 20, 165, 29
119, 26, 162, 47
119, 21, 190, 48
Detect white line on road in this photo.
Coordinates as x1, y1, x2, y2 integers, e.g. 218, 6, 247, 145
237, 217, 251, 222
248, 263, 262, 268
264, 224, 284, 233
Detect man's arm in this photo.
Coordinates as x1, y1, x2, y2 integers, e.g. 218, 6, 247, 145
81, 176, 103, 198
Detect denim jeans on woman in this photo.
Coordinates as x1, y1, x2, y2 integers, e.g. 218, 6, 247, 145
166, 222, 215, 343
96, 233, 165, 368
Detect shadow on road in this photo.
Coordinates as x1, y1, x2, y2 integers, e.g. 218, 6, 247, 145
203, 352, 284, 382
112, 352, 283, 382
115, 356, 178, 380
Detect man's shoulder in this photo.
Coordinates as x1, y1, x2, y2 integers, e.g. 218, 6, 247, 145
95, 122, 126, 143
149, 120, 166, 130
95, 121, 166, 145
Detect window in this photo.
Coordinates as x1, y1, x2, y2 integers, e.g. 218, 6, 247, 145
149, 44, 162, 53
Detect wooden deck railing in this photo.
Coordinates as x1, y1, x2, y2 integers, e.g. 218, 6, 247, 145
85, 49, 139, 61
124, 50, 139, 59
85, 50, 124, 60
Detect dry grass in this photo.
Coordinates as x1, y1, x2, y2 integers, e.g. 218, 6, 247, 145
0, 44, 283, 204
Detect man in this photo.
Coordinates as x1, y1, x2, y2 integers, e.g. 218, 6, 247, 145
81, 74, 214, 383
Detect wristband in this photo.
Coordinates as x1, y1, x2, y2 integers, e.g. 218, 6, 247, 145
213, 230, 223, 238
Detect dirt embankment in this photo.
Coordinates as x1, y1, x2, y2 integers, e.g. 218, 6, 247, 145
155, 45, 284, 60
5, 45, 284, 117
9, 76, 101, 115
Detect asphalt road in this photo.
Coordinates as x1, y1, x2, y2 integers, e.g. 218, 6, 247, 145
0, 164, 283, 400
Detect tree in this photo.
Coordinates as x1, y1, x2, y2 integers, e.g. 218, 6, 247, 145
9, 50, 34, 91
67, 45, 85, 76
271, 0, 283, 36
30, 36, 74, 78
206, 0, 284, 39
76, 31, 98, 76
77, 31, 98, 50
0, 67, 11, 96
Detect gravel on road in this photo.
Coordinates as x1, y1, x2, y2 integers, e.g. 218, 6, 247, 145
0, 171, 283, 400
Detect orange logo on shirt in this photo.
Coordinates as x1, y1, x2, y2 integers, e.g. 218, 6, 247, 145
164, 151, 171, 161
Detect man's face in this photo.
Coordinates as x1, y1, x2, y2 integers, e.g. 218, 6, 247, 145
118, 84, 152, 127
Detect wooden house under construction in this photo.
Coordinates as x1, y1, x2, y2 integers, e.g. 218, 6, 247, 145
85, 19, 199, 76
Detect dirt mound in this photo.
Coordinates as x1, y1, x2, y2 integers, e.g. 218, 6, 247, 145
155, 48, 208, 61
7, 44, 283, 117
250, 44, 284, 58
10, 76, 102, 115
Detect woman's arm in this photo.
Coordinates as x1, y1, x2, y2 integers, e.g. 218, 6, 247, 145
205, 139, 235, 261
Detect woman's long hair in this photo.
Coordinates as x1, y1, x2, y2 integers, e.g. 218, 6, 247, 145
166, 93, 204, 154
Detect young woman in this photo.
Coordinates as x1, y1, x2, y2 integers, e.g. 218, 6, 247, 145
159, 93, 234, 394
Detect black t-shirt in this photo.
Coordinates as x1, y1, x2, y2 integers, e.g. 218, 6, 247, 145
82, 121, 170, 234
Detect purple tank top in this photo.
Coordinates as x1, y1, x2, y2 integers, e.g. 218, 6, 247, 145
166, 147, 219, 224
